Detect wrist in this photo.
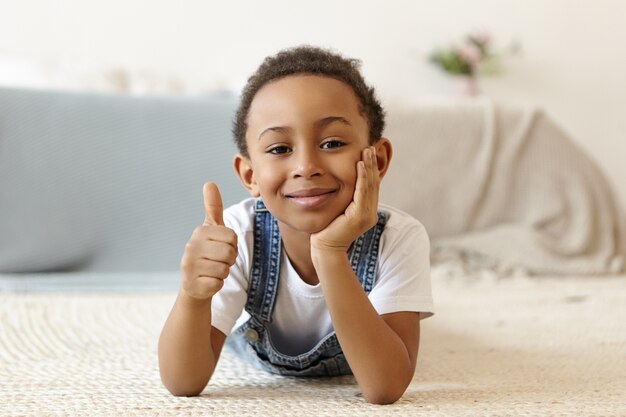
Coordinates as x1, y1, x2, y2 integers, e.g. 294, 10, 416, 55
178, 289, 213, 310
310, 245, 351, 271
310, 235, 350, 253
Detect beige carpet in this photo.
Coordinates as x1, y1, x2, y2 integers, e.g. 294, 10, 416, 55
1, 275, 625, 416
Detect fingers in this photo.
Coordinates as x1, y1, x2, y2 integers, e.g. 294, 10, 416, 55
366, 145, 378, 188
180, 239, 236, 299
203, 182, 224, 226
180, 254, 231, 281
354, 146, 379, 207
195, 259, 232, 280
186, 236, 238, 265
192, 224, 238, 248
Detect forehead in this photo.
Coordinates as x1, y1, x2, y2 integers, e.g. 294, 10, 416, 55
246, 75, 366, 132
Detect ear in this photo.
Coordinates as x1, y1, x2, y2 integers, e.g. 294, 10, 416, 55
233, 153, 261, 197
374, 138, 393, 180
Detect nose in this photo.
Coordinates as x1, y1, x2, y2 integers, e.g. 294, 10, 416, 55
292, 147, 324, 179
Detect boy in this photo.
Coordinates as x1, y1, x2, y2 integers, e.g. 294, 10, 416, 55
158, 45, 433, 405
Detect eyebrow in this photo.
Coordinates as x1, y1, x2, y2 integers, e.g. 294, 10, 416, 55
258, 116, 352, 140
315, 116, 352, 129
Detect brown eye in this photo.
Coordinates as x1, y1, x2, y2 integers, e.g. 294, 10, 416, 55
320, 139, 345, 149
268, 145, 291, 155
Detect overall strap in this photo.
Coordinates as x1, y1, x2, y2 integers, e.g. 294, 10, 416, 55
245, 199, 282, 323
348, 211, 389, 293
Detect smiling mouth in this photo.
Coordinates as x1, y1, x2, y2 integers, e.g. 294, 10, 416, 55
285, 188, 336, 198
285, 188, 337, 209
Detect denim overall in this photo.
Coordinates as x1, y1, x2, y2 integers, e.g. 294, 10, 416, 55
226, 199, 389, 377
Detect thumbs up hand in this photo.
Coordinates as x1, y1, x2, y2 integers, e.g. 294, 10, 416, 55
203, 182, 224, 226
180, 182, 238, 300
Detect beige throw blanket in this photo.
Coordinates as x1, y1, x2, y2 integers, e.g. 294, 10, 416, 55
381, 98, 626, 275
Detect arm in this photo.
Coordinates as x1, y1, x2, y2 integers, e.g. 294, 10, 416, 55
312, 247, 420, 404
311, 145, 420, 404
158, 182, 237, 396
158, 294, 227, 396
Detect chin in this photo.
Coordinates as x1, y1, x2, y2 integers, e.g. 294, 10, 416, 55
299, 220, 332, 235
280, 216, 334, 236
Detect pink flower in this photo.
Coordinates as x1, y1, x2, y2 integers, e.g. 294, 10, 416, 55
472, 28, 491, 46
457, 43, 483, 66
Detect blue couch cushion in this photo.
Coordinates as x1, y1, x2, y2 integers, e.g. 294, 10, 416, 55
0, 87, 247, 272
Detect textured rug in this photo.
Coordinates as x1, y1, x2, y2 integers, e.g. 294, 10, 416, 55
1, 274, 625, 416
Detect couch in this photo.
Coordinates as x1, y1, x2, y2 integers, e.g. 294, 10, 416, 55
1, 86, 625, 276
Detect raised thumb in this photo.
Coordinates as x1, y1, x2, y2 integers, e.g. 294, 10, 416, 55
203, 182, 224, 226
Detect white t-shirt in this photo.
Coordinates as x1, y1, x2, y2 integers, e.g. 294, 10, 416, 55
211, 198, 434, 356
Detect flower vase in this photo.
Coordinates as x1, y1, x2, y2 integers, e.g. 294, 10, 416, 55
458, 76, 480, 97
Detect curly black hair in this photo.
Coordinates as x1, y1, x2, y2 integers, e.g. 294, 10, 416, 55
232, 45, 386, 157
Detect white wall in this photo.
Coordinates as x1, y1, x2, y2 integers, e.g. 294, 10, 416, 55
2, 0, 625, 204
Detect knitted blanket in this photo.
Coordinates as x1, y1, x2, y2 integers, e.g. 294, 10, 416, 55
381, 99, 626, 275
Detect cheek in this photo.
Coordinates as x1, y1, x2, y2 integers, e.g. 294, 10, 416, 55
337, 160, 359, 191
254, 165, 282, 190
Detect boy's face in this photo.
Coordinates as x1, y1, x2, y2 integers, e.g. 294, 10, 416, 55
235, 74, 377, 235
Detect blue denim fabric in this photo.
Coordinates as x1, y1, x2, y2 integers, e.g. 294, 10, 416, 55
226, 199, 388, 376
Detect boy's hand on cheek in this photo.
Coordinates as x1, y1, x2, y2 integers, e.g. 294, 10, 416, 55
311, 146, 380, 253
179, 182, 238, 301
